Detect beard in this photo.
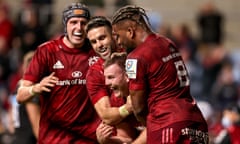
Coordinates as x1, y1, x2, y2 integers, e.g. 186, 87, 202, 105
120, 39, 136, 54
125, 43, 136, 54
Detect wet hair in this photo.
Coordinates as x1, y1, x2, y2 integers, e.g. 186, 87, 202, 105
104, 53, 127, 71
112, 5, 151, 30
86, 16, 112, 33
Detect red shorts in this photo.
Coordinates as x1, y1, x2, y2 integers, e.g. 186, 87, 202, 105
147, 121, 209, 144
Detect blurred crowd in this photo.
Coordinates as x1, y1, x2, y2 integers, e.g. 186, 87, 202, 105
0, 0, 239, 143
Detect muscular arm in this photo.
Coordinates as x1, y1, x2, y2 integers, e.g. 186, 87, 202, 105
16, 80, 35, 103
96, 122, 137, 144
132, 128, 146, 144
25, 102, 40, 139
130, 90, 147, 126
94, 96, 132, 125
17, 72, 58, 103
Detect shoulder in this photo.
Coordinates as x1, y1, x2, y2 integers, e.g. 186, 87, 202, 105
134, 34, 172, 54
153, 34, 175, 48
89, 57, 103, 70
87, 58, 104, 81
37, 36, 65, 52
88, 54, 100, 67
37, 39, 60, 53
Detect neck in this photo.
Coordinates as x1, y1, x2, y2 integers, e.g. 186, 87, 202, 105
136, 29, 153, 46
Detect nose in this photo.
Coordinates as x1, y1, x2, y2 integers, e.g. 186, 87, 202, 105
105, 78, 111, 86
77, 21, 85, 30
115, 37, 120, 46
96, 40, 103, 49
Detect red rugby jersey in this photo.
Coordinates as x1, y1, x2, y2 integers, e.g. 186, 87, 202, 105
86, 58, 111, 104
24, 35, 101, 143
126, 34, 206, 130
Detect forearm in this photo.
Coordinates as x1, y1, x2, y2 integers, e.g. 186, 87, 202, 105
17, 72, 58, 103
98, 136, 132, 144
130, 90, 147, 126
95, 97, 132, 125
99, 105, 131, 125
108, 136, 132, 144
134, 110, 147, 126
96, 122, 134, 144
26, 103, 40, 139
100, 108, 121, 125
17, 84, 39, 103
131, 128, 146, 144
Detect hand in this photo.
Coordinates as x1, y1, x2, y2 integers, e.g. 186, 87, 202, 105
96, 122, 115, 144
33, 72, 58, 93
126, 96, 132, 106
125, 96, 133, 114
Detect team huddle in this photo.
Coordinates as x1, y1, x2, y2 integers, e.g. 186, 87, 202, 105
16, 2, 209, 144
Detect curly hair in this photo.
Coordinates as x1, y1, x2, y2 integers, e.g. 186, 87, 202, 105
112, 5, 151, 30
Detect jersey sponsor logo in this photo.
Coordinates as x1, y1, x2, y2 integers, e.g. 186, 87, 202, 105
181, 128, 209, 144
162, 52, 181, 63
72, 71, 82, 78
126, 59, 137, 79
56, 79, 86, 86
88, 56, 99, 66
53, 60, 64, 69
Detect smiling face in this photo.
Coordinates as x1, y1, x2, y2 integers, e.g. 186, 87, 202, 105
87, 26, 114, 60
104, 63, 129, 97
64, 17, 88, 48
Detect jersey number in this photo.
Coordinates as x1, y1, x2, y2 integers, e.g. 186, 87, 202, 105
174, 60, 190, 87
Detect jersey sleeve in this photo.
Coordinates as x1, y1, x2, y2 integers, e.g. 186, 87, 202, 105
110, 93, 125, 107
86, 67, 110, 105
126, 58, 147, 91
23, 45, 49, 83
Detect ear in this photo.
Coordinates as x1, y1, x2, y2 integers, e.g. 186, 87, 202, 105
127, 26, 135, 39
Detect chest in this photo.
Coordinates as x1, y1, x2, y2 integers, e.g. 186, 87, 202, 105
47, 52, 94, 80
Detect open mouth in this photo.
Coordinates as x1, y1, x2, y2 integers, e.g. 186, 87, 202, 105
99, 47, 109, 57
73, 32, 83, 36
110, 86, 121, 97
73, 32, 83, 39
110, 86, 117, 90
99, 47, 107, 53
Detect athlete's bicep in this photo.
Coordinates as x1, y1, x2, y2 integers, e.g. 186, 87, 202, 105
130, 89, 147, 125
94, 96, 126, 125
94, 96, 112, 117
130, 90, 146, 114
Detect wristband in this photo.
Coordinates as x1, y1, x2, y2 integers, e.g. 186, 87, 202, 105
29, 85, 35, 96
119, 105, 130, 118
